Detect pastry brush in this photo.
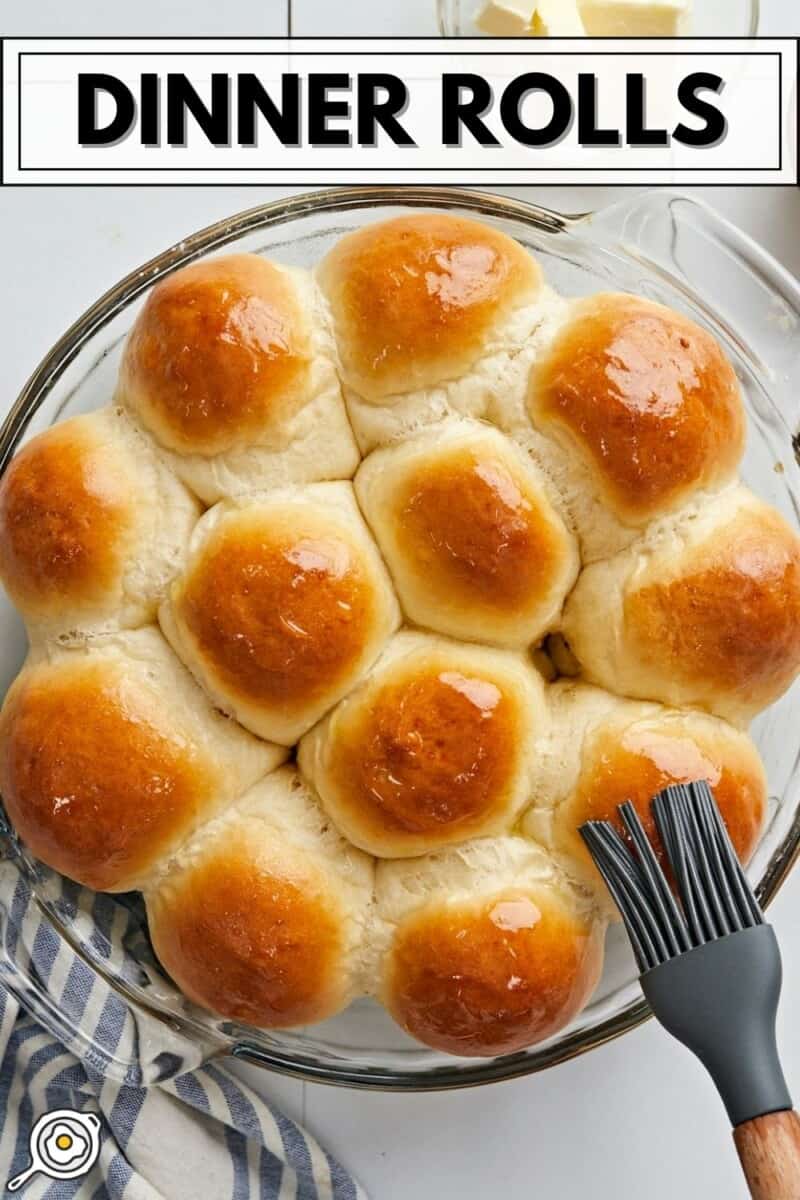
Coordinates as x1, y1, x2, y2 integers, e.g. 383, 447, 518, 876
580, 780, 800, 1200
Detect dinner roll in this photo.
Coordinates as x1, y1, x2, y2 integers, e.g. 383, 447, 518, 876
374, 837, 605, 1056
0, 408, 199, 640
117, 254, 359, 503
523, 682, 767, 915
516, 294, 745, 562
318, 213, 559, 452
159, 483, 401, 745
561, 487, 800, 724
0, 628, 283, 892
299, 631, 547, 857
355, 419, 579, 647
146, 768, 374, 1028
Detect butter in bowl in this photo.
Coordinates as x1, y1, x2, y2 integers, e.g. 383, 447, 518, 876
474, 0, 692, 36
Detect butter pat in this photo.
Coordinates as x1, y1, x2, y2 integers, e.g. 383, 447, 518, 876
475, 0, 535, 34
578, 0, 691, 36
530, 0, 586, 35
475, 0, 587, 36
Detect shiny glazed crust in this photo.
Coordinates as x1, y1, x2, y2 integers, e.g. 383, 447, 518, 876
118, 254, 313, 457
528, 293, 745, 523
383, 891, 604, 1056
318, 213, 543, 401
0, 630, 280, 892
299, 632, 547, 857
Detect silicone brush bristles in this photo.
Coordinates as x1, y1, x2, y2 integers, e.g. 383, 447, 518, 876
580, 780, 763, 974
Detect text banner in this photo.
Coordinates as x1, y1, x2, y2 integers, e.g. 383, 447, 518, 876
1, 37, 796, 184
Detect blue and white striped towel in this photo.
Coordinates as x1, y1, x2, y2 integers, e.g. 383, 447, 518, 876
0, 861, 367, 1199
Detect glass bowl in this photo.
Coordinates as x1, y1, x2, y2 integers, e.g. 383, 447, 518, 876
0, 186, 798, 1091
438, 0, 760, 35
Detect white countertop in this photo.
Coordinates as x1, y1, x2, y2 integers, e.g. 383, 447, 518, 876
2, 2, 800, 1196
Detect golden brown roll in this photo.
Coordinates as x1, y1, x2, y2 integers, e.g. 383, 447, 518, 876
318, 213, 554, 452
0, 628, 283, 892
117, 254, 359, 503
355, 419, 579, 647
0, 408, 199, 640
374, 837, 605, 1056
298, 631, 547, 857
561, 487, 800, 725
523, 682, 767, 915
146, 768, 374, 1029
515, 294, 745, 562
159, 483, 401, 745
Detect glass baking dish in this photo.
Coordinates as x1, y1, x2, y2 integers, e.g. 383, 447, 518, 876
438, 0, 759, 35
0, 186, 798, 1091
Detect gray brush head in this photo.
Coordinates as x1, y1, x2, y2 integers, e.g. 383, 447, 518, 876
580, 779, 792, 1128
580, 779, 762, 973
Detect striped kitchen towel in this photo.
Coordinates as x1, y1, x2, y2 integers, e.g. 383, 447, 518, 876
0, 861, 367, 1199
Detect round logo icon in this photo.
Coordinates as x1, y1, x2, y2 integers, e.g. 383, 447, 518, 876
7, 1109, 101, 1192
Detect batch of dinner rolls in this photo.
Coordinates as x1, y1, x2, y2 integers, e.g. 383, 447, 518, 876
1, 211, 799, 1059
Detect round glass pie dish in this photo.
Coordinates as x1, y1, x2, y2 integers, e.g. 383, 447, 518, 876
0, 185, 798, 1091
438, 0, 759, 36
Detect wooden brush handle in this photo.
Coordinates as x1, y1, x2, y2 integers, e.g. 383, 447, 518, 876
734, 1110, 800, 1199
